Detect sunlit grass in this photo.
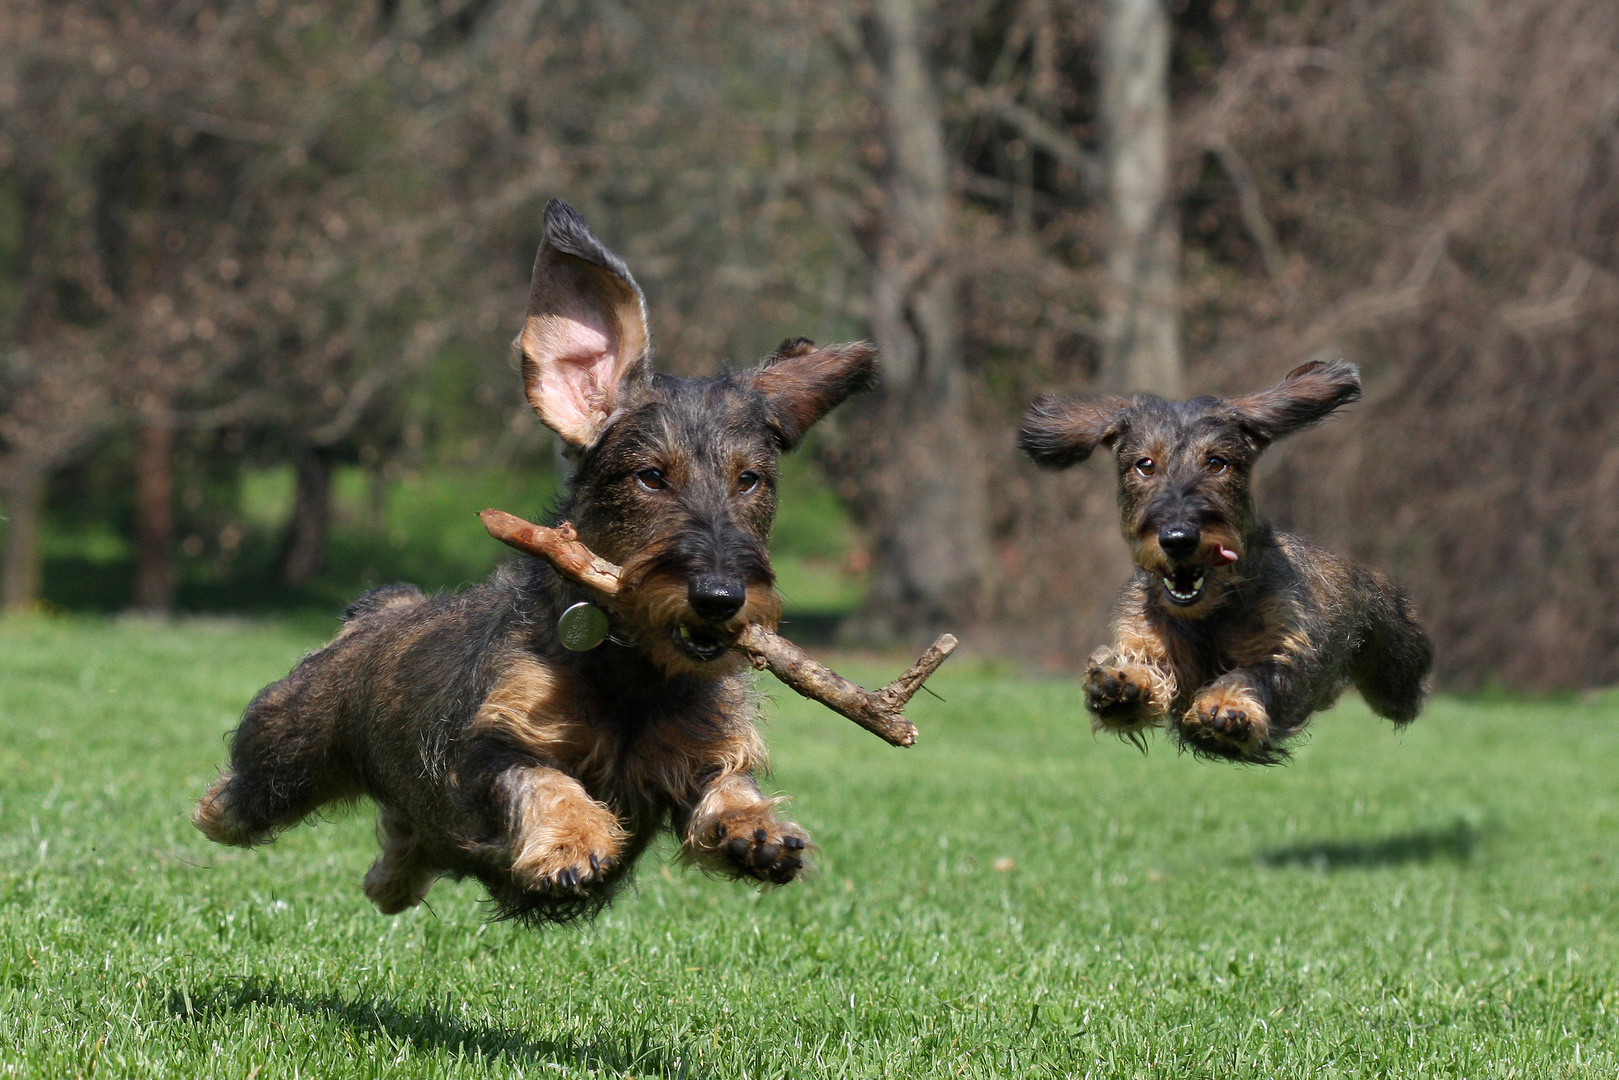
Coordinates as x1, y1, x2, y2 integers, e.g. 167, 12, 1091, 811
2, 617, 1616, 1077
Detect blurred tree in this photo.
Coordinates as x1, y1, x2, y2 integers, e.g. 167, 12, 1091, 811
1101, 0, 1180, 395
1, 1, 471, 605
1173, 0, 1619, 688
803, 0, 1116, 643
3, 0, 1614, 688
827, 0, 993, 642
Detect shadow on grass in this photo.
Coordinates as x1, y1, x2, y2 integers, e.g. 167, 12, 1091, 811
168, 978, 679, 1075
1255, 819, 1485, 871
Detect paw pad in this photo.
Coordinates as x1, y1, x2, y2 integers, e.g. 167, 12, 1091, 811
718, 822, 809, 884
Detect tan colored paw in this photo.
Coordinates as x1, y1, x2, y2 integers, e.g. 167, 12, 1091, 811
511, 803, 628, 897
363, 858, 438, 914
191, 776, 257, 847
1083, 648, 1169, 736
1181, 681, 1272, 759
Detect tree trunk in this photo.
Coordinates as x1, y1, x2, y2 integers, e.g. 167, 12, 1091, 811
1102, 0, 1182, 396
131, 419, 176, 612
277, 448, 335, 588
834, 0, 992, 644
1, 470, 46, 615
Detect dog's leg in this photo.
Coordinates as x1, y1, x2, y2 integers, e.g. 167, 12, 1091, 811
1351, 579, 1434, 724
192, 680, 358, 846
679, 771, 810, 885
1181, 671, 1277, 761
363, 811, 441, 914
1084, 600, 1178, 744
1084, 649, 1176, 736
500, 766, 629, 896
1182, 633, 1341, 762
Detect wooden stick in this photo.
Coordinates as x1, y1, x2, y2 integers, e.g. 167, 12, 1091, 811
479, 512, 623, 594
480, 508, 956, 747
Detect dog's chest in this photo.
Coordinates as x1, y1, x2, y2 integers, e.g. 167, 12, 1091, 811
553, 674, 753, 800
468, 651, 746, 795
1162, 592, 1302, 681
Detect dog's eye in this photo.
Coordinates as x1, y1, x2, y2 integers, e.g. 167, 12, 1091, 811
1134, 457, 1156, 477
635, 468, 668, 491
1207, 455, 1228, 473
737, 471, 762, 494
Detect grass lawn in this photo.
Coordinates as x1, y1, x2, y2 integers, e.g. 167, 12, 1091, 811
2, 617, 1617, 1078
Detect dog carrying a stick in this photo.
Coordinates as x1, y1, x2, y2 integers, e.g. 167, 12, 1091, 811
193, 200, 952, 925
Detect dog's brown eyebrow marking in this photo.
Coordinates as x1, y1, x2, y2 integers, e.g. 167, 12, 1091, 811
479, 509, 956, 748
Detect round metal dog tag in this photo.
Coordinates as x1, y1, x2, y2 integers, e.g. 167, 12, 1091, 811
557, 602, 609, 651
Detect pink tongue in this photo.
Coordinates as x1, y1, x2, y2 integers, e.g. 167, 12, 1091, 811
1212, 545, 1240, 566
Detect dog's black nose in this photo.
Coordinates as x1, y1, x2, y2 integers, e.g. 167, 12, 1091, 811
688, 577, 746, 623
1158, 524, 1201, 558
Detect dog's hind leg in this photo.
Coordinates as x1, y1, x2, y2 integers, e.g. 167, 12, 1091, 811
192, 674, 360, 847
1351, 579, 1434, 724
363, 811, 440, 914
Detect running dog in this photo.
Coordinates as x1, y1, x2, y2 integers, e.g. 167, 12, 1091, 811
193, 200, 877, 922
1019, 360, 1433, 763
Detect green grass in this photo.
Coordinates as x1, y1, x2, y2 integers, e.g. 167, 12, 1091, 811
2, 617, 1617, 1078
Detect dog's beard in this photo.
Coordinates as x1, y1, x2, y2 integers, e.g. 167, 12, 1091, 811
612, 568, 783, 677
1131, 523, 1246, 615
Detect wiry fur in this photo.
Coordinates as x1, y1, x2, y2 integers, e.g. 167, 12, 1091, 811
1020, 360, 1434, 763
193, 200, 877, 924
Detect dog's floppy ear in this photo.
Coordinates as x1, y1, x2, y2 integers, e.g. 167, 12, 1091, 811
1227, 358, 1362, 445
750, 338, 878, 450
515, 199, 651, 448
1018, 393, 1135, 469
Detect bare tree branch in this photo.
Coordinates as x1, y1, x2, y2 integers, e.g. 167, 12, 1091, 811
965, 87, 1105, 196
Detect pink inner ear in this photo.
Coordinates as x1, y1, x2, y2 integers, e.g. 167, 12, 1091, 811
520, 312, 621, 445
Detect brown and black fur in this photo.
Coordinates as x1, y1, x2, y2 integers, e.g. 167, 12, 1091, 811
1019, 360, 1433, 764
192, 199, 878, 925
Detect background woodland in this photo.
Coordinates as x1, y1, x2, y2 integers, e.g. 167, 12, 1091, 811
2, 0, 1616, 689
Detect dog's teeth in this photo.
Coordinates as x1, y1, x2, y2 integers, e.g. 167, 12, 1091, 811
1192, 576, 1204, 591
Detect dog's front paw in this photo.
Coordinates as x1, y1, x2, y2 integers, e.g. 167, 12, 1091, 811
514, 842, 621, 897
1083, 649, 1168, 735
510, 805, 628, 898
1179, 679, 1275, 762
712, 811, 811, 885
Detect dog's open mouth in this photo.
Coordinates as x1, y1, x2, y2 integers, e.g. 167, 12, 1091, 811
672, 623, 731, 662
1160, 565, 1206, 606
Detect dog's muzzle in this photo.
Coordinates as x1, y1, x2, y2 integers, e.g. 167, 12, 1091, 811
1159, 565, 1207, 606
672, 576, 747, 661
1155, 525, 1206, 606
672, 623, 729, 662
